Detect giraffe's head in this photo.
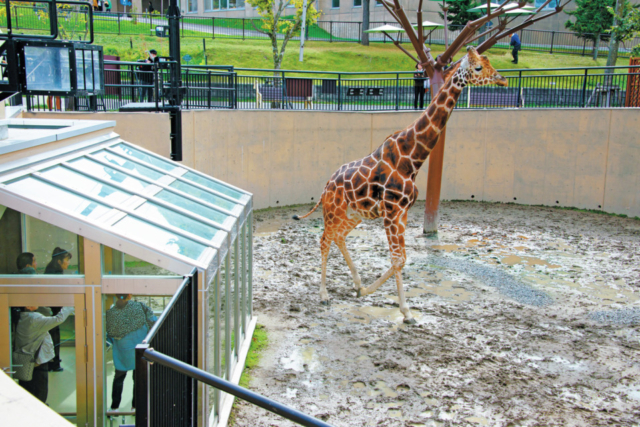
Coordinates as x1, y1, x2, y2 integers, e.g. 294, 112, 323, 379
460, 46, 508, 87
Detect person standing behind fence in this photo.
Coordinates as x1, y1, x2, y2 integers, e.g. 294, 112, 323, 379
138, 49, 158, 102
413, 63, 426, 110
106, 294, 157, 412
510, 33, 521, 64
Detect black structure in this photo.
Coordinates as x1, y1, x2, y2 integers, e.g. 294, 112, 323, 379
117, 0, 185, 161
0, 0, 103, 103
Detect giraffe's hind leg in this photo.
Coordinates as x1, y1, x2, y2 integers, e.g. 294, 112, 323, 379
335, 238, 362, 294
319, 232, 331, 305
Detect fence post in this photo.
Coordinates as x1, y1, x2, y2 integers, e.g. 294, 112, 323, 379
207, 71, 212, 109
181, 15, 184, 38
14, 6, 18, 29
135, 344, 150, 427
185, 68, 190, 109
281, 71, 285, 109
338, 73, 341, 111
550, 31, 555, 54
212, 17, 215, 39
243, 18, 245, 40
330, 21, 333, 43
358, 22, 361, 43
516, 70, 522, 108
582, 38, 586, 56
118, 13, 121, 35
395, 73, 399, 110
581, 68, 588, 107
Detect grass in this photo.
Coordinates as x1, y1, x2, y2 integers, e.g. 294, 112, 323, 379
228, 324, 268, 426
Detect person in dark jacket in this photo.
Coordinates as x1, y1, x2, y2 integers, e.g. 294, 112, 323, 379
137, 49, 158, 102
44, 247, 73, 372
510, 33, 521, 64
16, 252, 37, 274
413, 63, 426, 110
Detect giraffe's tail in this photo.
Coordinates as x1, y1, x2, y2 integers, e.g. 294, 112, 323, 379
292, 199, 322, 221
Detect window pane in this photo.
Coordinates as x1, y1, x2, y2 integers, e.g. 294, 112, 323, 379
188, 0, 198, 12
205, 0, 213, 10
155, 189, 230, 225
213, 0, 220, 9
111, 216, 206, 261
229, 0, 236, 8
91, 150, 164, 181
134, 201, 223, 242
354, 0, 361, 6
182, 171, 244, 201
112, 144, 178, 173
7, 177, 111, 220
41, 166, 131, 206
169, 180, 237, 211
332, 0, 339, 7
70, 158, 154, 193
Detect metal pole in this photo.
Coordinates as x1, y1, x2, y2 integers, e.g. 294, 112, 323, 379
135, 344, 150, 427
581, 68, 588, 107
550, 31, 555, 54
299, 0, 308, 62
395, 73, 399, 110
330, 21, 332, 43
516, 70, 522, 108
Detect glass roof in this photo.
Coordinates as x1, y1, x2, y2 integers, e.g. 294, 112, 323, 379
0, 137, 252, 274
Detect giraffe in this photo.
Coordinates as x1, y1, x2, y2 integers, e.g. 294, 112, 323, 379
293, 46, 508, 324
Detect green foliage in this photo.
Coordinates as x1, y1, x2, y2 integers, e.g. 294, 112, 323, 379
438, 0, 482, 27
608, 0, 640, 43
565, 0, 615, 41
245, 0, 321, 69
633, 45, 640, 57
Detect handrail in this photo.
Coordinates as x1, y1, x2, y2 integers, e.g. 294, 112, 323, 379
142, 267, 197, 344
141, 348, 335, 427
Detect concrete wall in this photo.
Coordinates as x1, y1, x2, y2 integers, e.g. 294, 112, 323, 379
25, 109, 640, 218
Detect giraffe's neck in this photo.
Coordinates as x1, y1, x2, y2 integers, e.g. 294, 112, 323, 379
401, 64, 469, 172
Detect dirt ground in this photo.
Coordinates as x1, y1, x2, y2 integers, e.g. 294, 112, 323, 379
233, 201, 640, 427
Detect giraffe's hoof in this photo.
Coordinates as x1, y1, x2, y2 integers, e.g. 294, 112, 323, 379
321, 300, 331, 306
356, 288, 363, 298
403, 317, 417, 325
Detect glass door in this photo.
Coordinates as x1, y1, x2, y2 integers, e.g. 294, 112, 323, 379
0, 293, 87, 426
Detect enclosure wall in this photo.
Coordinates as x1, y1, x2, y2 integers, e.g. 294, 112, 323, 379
25, 109, 640, 218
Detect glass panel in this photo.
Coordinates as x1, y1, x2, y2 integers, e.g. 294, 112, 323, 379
188, 0, 198, 12
134, 201, 223, 242
0, 207, 83, 275
7, 177, 111, 220
102, 245, 180, 275
206, 274, 220, 418
24, 46, 72, 92
332, 0, 339, 7
70, 158, 154, 192
213, 0, 220, 8
229, 0, 236, 8
169, 180, 237, 212
219, 265, 226, 378
155, 189, 230, 225
112, 144, 178, 172
12, 305, 78, 420
41, 166, 131, 206
103, 294, 164, 425
354, 0, 361, 6
111, 216, 207, 261
90, 150, 165, 181
182, 171, 244, 201
93, 50, 103, 91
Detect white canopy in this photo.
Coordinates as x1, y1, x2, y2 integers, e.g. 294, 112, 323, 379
363, 24, 406, 33
412, 20, 446, 29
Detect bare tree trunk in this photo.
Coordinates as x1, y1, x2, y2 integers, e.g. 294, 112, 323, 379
605, 0, 622, 76
592, 35, 600, 61
362, 0, 370, 46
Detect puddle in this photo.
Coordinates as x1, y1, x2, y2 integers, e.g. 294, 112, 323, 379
501, 255, 561, 269
280, 347, 321, 372
431, 244, 462, 252
465, 416, 489, 425
385, 280, 474, 304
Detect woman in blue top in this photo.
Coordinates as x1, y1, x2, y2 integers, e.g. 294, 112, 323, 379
106, 294, 157, 411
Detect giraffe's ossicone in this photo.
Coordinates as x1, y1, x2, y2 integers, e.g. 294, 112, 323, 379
294, 46, 507, 324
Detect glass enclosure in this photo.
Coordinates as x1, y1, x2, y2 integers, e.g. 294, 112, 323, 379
0, 121, 253, 427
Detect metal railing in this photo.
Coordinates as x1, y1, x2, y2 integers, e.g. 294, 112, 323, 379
134, 268, 332, 427
20, 64, 640, 112
3, 7, 639, 57
135, 268, 199, 427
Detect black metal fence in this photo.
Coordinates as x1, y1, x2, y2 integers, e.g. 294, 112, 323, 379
135, 268, 199, 427
22, 64, 640, 112
3, 6, 639, 58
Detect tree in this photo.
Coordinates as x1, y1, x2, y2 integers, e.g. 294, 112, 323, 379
608, 0, 640, 61
246, 0, 320, 71
438, 0, 481, 27
362, 0, 371, 46
376, 0, 575, 233
564, 0, 615, 60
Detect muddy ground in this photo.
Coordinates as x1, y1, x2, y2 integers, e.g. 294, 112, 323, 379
233, 201, 640, 427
